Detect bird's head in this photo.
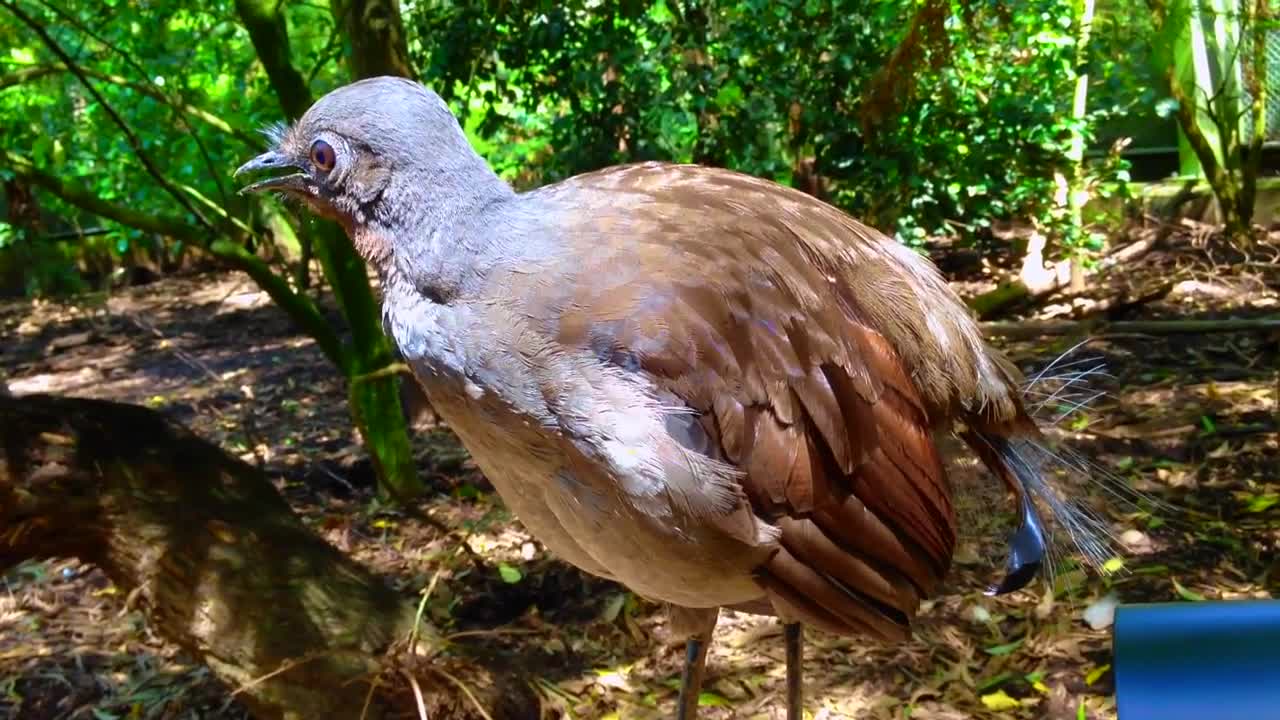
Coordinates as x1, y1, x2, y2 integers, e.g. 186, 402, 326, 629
235, 76, 499, 269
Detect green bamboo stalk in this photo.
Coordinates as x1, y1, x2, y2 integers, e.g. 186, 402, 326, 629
1189, 0, 1225, 167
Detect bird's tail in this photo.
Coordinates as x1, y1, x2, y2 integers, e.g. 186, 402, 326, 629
956, 342, 1159, 595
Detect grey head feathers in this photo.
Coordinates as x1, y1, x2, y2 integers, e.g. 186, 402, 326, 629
285, 77, 474, 177
238, 77, 513, 275
259, 120, 290, 147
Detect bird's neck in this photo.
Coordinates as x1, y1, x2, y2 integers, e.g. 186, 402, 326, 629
370, 152, 517, 298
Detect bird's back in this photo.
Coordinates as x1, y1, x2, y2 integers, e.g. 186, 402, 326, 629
506, 162, 1027, 422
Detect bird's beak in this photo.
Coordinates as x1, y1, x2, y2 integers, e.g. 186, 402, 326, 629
235, 150, 307, 194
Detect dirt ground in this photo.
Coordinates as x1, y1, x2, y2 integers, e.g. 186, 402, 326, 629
1, 226, 1277, 720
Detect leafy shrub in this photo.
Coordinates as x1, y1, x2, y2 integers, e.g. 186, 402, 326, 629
410, 0, 1134, 251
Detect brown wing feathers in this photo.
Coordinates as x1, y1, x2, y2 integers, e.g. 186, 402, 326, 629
545, 164, 1014, 640
731, 323, 955, 640
634, 249, 956, 640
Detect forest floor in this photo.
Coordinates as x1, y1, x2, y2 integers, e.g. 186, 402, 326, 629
1, 224, 1277, 720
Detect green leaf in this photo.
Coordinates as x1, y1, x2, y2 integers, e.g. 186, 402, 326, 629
976, 671, 1014, 691
984, 638, 1024, 656
1025, 671, 1050, 694
714, 83, 744, 108
1199, 415, 1217, 434
1084, 663, 1111, 686
697, 691, 730, 707
1244, 494, 1279, 513
1172, 577, 1205, 602
498, 563, 522, 584
648, 0, 673, 23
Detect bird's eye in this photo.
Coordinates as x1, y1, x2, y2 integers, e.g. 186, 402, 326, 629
310, 139, 335, 172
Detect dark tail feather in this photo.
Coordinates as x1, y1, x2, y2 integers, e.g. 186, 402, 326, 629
962, 427, 1049, 595
984, 434, 1049, 595
961, 342, 1173, 595
963, 421, 1133, 596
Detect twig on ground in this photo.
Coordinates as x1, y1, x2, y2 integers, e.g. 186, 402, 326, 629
982, 317, 1280, 339
433, 667, 496, 720
405, 670, 429, 720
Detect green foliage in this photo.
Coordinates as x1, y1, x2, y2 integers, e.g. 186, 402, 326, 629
1091, 0, 1166, 146
862, 1, 1085, 241
0, 219, 84, 295
0, 0, 345, 295
1, 0, 422, 500
408, 0, 1137, 248
5, 0, 1160, 281
1146, 0, 1274, 241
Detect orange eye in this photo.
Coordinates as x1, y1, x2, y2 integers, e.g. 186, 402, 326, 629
310, 139, 335, 171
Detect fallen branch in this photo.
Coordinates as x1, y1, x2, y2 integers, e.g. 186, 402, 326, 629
981, 317, 1280, 339
1046, 279, 1176, 321
0, 394, 536, 720
1206, 423, 1278, 439
1098, 230, 1168, 269
967, 225, 1169, 319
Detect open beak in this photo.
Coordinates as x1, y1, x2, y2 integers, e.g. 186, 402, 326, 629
235, 150, 307, 194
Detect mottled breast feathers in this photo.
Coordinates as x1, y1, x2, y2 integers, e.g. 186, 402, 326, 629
490, 163, 1025, 639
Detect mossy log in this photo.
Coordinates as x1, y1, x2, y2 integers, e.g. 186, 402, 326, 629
0, 394, 536, 720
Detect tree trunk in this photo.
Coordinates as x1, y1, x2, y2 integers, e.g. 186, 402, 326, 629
331, 0, 416, 80
235, 0, 424, 500
233, 0, 312, 119
1148, 0, 1261, 244
0, 394, 535, 720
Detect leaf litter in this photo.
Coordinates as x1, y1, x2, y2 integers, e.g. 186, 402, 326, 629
1, 226, 1276, 719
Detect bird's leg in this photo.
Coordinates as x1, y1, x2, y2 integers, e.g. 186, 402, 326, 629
676, 632, 711, 720
784, 622, 803, 720
669, 605, 719, 720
